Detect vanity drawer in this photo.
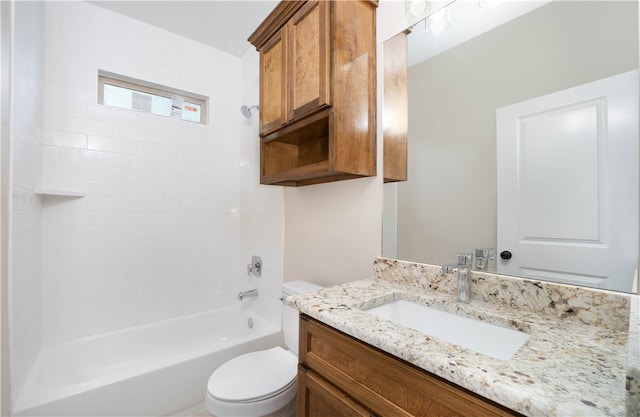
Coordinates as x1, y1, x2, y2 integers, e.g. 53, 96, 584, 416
297, 366, 372, 417
299, 315, 520, 417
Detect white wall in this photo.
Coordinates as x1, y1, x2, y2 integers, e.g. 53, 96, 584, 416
11, 0, 44, 402
282, 0, 407, 287
284, 178, 381, 287
382, 183, 397, 259
0, 1, 11, 413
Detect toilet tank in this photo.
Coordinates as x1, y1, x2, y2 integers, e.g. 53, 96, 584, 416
281, 280, 323, 355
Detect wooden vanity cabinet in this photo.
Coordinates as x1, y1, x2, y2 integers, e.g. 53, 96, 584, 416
248, 0, 377, 186
297, 315, 521, 417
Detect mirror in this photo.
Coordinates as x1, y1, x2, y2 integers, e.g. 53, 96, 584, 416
382, 0, 639, 293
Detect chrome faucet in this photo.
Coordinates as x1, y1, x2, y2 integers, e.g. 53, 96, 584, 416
442, 252, 473, 303
238, 289, 258, 300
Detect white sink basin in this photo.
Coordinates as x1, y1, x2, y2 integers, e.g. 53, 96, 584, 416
365, 300, 530, 360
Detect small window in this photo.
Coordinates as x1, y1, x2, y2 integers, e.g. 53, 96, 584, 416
98, 70, 208, 124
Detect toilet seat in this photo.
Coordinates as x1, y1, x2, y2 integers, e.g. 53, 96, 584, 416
207, 346, 298, 403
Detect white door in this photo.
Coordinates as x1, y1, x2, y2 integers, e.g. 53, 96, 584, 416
496, 70, 638, 292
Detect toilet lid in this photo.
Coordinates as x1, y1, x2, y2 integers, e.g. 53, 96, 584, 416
208, 346, 298, 403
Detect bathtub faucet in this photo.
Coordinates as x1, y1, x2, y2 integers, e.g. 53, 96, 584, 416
238, 289, 258, 300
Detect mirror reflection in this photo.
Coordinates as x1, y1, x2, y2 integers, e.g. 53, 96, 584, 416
382, 0, 639, 293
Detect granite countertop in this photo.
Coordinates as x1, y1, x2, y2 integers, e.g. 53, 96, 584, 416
287, 259, 636, 417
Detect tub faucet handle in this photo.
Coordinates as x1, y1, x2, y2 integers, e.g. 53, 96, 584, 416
247, 255, 262, 277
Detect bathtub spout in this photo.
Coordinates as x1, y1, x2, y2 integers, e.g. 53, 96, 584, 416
238, 289, 258, 300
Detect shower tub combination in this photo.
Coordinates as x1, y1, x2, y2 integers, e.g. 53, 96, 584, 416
13, 306, 281, 416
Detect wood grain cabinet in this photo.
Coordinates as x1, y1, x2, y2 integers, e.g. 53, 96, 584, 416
383, 31, 409, 183
248, 0, 377, 186
298, 315, 522, 417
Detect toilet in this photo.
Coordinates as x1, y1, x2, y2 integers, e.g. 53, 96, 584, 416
205, 280, 323, 417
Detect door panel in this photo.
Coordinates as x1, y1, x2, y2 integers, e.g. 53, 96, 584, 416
497, 70, 638, 292
289, 0, 330, 121
518, 102, 601, 241
259, 29, 287, 136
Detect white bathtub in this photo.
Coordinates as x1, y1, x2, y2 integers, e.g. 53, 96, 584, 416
13, 306, 281, 416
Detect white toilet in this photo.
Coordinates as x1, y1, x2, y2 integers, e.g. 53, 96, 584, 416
205, 280, 322, 417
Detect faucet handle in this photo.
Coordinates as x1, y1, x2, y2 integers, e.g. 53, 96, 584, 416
474, 247, 496, 271
475, 247, 496, 260
247, 255, 262, 277
456, 252, 473, 266
441, 252, 473, 274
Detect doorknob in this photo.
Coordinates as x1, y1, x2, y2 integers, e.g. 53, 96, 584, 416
500, 250, 512, 260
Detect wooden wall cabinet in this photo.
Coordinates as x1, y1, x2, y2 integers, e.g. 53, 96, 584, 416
298, 315, 522, 417
383, 31, 409, 183
248, 0, 377, 187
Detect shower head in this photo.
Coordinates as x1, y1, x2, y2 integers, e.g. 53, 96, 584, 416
241, 105, 259, 119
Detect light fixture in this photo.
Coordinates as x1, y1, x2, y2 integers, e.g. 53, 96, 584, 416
425, 6, 451, 36
406, 0, 431, 19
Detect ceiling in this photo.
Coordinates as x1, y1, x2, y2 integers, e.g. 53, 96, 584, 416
90, 1, 553, 65
89, 1, 279, 57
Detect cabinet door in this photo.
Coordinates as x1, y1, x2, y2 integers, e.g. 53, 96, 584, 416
297, 367, 372, 417
288, 0, 330, 122
259, 28, 287, 136
383, 31, 408, 183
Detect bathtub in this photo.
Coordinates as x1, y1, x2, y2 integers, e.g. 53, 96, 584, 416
13, 306, 281, 416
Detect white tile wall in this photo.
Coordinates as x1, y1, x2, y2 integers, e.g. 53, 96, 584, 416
9, 4, 286, 406
239, 49, 284, 327
11, 0, 44, 402
37, 1, 283, 343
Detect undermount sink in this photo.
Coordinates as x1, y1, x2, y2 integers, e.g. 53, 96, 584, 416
364, 300, 530, 360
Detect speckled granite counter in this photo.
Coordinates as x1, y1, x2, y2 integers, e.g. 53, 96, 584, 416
287, 258, 640, 417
